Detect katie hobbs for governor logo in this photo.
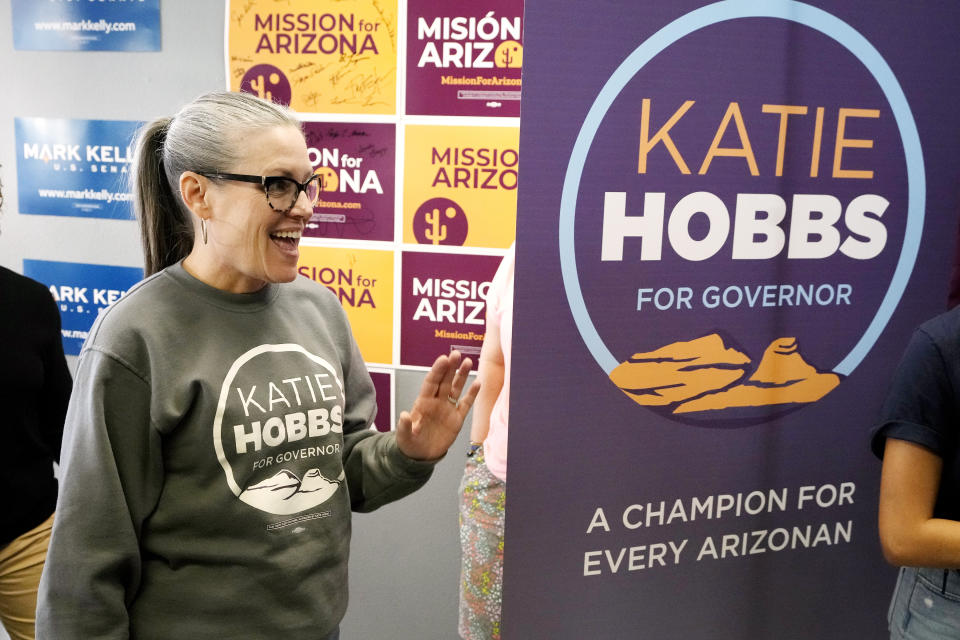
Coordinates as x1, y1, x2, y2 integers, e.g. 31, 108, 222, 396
560, 2, 922, 425
213, 345, 349, 515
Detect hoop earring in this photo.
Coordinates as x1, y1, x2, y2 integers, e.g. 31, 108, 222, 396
200, 218, 208, 245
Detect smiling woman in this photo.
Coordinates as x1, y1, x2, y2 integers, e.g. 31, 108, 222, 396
35, 91, 479, 640
130, 91, 309, 291
178, 124, 317, 292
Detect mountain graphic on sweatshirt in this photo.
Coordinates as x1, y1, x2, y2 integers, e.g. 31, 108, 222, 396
240, 468, 345, 515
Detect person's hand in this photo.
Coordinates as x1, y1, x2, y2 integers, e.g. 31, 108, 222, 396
396, 350, 481, 461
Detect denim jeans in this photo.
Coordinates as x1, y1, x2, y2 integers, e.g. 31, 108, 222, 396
888, 566, 960, 639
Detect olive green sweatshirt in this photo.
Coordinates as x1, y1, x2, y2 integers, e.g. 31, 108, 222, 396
37, 262, 435, 640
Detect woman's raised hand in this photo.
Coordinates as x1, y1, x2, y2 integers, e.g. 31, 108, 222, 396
396, 350, 481, 461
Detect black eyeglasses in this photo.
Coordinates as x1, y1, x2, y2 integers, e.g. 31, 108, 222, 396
197, 172, 321, 213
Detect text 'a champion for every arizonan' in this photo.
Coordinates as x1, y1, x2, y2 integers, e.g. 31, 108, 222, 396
582, 482, 856, 576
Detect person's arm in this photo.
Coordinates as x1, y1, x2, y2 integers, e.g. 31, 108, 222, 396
342, 428, 440, 513
395, 349, 479, 461
343, 351, 478, 512
335, 308, 479, 512
468, 249, 512, 444
38, 286, 72, 462
468, 308, 505, 444
36, 349, 163, 639
879, 438, 960, 567
874, 327, 960, 568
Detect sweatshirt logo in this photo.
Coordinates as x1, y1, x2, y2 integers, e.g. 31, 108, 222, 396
214, 344, 347, 514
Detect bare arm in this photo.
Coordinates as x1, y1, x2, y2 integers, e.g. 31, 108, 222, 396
469, 304, 505, 444
878, 438, 960, 568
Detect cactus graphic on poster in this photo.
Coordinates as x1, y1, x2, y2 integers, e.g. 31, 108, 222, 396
496, 40, 523, 68
413, 198, 468, 246
426, 207, 449, 244
239, 64, 292, 105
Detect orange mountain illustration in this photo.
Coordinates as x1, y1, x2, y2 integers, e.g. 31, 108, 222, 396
674, 337, 839, 413
609, 334, 750, 406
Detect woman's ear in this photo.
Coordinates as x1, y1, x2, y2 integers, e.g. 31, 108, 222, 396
179, 171, 209, 217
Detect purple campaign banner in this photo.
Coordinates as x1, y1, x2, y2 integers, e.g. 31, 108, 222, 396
406, 0, 523, 117
23, 260, 144, 356
15, 118, 140, 219
303, 122, 396, 242
503, 1, 960, 638
12, 0, 161, 51
400, 251, 500, 367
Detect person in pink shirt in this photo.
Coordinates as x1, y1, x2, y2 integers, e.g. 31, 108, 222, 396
458, 245, 513, 640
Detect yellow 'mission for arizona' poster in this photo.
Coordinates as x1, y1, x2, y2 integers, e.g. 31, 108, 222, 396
403, 124, 518, 249
227, 0, 397, 114
297, 246, 394, 364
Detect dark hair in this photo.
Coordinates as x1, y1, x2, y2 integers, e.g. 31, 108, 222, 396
130, 91, 301, 276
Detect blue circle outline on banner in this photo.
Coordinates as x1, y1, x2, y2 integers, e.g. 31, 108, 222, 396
559, 0, 924, 377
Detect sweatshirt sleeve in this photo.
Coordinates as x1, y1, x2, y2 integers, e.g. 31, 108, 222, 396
336, 321, 436, 513
343, 430, 438, 512
36, 348, 164, 640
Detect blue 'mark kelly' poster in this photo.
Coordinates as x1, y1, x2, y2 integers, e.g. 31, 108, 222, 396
11, 0, 161, 51
15, 118, 141, 220
23, 260, 144, 356
503, 1, 960, 638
